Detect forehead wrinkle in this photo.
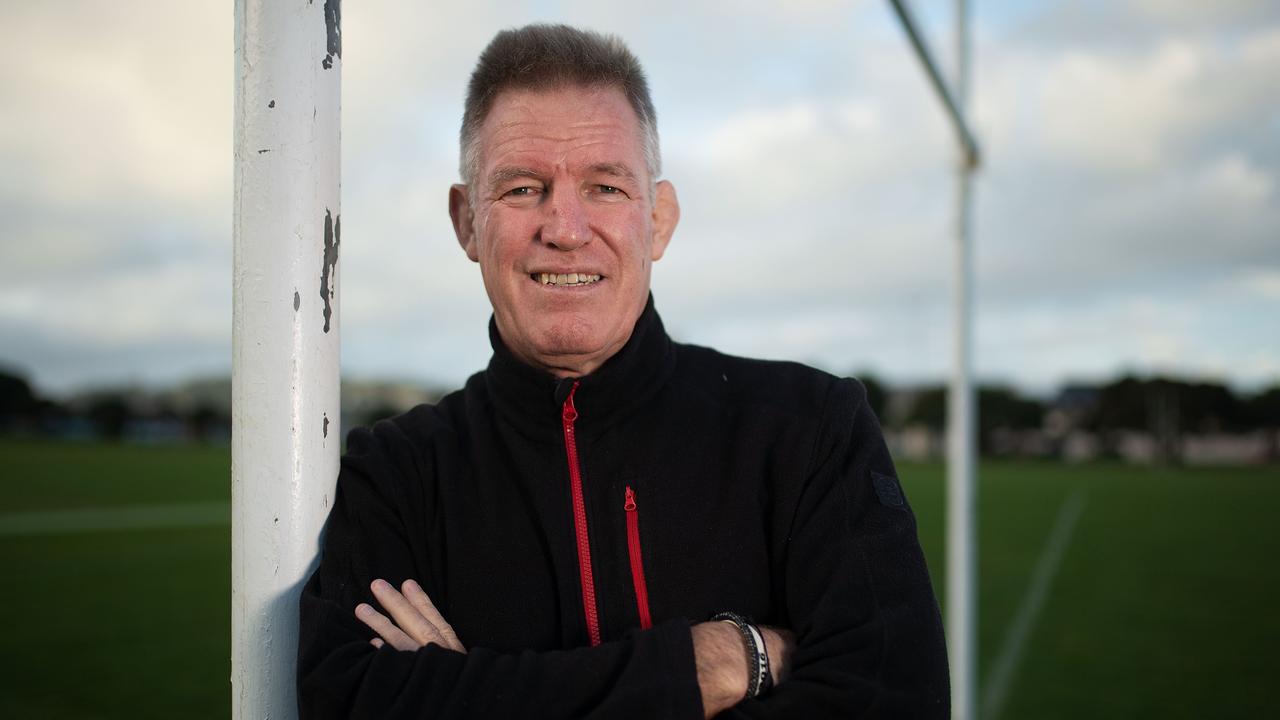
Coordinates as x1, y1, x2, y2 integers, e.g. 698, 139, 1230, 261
485, 138, 633, 181
488, 108, 628, 141
483, 129, 617, 173
487, 127, 626, 155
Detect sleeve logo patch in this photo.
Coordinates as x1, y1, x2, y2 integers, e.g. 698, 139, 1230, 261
871, 471, 905, 508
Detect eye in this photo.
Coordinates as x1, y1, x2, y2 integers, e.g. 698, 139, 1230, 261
499, 185, 544, 204
594, 184, 631, 200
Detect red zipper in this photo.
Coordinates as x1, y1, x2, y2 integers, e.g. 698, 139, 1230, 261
624, 486, 653, 630
561, 382, 602, 646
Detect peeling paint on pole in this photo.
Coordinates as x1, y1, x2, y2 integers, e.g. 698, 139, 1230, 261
321, 209, 339, 333
233, 1, 340, 718
322, 0, 342, 69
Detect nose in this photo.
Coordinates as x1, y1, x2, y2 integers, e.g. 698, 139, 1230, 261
539, 186, 591, 251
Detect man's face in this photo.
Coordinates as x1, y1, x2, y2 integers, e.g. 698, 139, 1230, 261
450, 85, 679, 377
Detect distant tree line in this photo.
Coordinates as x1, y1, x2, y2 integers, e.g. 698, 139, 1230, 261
858, 372, 1280, 461
861, 374, 1279, 428
0, 367, 444, 444
4, 365, 1279, 457
0, 368, 231, 443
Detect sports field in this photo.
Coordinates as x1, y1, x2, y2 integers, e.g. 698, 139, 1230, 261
0, 439, 1275, 718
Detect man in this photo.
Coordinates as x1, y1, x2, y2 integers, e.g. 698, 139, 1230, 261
299, 24, 948, 719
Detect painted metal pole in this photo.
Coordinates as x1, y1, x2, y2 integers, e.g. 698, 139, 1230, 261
884, 3, 981, 718
947, 1, 978, 719
232, 1, 341, 718
886, 0, 980, 167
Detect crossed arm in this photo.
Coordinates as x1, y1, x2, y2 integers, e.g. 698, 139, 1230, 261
354, 577, 794, 719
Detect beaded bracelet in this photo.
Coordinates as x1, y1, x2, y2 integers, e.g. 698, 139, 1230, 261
709, 611, 773, 698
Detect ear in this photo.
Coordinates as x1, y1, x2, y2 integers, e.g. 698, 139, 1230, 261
649, 180, 680, 262
449, 184, 479, 262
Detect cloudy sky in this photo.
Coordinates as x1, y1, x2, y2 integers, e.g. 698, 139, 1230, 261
1, 0, 1276, 397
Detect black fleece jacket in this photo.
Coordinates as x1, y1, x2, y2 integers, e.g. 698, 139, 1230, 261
298, 298, 949, 718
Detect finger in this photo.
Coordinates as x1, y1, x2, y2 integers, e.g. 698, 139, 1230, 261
355, 602, 419, 652
402, 579, 466, 652
370, 638, 385, 649
370, 579, 446, 648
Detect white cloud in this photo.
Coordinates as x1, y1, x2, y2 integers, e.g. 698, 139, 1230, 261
0, 260, 226, 348
1233, 271, 1280, 301
1038, 41, 1204, 172
1197, 153, 1275, 206
1132, 0, 1275, 26
983, 25, 1280, 173
0, 2, 229, 220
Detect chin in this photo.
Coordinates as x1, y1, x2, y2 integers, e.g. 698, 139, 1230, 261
536, 321, 605, 358
502, 305, 637, 374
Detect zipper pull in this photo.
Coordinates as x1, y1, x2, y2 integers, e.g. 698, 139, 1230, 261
562, 381, 579, 422
624, 486, 637, 512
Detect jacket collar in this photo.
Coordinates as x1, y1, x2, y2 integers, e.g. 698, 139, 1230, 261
485, 294, 676, 441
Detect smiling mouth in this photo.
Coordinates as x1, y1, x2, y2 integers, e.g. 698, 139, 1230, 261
531, 272, 603, 287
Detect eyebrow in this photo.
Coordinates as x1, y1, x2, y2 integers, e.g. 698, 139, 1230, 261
588, 162, 638, 181
486, 166, 545, 192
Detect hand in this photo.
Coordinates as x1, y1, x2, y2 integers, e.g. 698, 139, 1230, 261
691, 621, 795, 718
355, 578, 467, 654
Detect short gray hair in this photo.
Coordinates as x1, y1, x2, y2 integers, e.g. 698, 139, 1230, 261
459, 24, 661, 191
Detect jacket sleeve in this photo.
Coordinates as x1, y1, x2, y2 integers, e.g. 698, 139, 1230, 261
722, 378, 950, 718
297, 418, 704, 720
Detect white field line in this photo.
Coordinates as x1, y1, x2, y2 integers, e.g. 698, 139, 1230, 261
982, 490, 1087, 720
0, 501, 230, 537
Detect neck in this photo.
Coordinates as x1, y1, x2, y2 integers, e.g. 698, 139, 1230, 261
507, 339, 630, 379
484, 295, 673, 440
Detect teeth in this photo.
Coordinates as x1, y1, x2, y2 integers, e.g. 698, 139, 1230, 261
535, 272, 602, 286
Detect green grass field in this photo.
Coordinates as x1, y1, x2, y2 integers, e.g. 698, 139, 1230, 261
1, 439, 1276, 718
